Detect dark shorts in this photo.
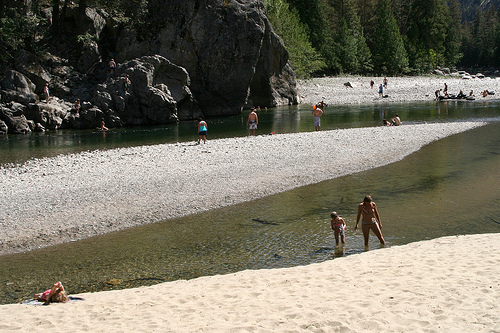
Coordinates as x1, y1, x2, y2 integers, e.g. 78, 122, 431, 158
199, 131, 207, 136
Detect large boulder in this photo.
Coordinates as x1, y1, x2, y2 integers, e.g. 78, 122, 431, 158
91, 55, 199, 125
0, 103, 31, 134
0, 119, 8, 134
24, 101, 71, 130
115, 0, 297, 116
0, 69, 39, 104
13, 50, 52, 95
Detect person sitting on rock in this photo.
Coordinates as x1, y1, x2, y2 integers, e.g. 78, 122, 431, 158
124, 75, 131, 93
74, 99, 80, 113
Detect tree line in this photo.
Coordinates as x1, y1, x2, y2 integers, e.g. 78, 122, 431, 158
263, 0, 500, 77
1, 0, 499, 78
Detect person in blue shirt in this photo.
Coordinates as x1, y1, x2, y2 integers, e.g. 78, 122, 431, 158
197, 117, 208, 144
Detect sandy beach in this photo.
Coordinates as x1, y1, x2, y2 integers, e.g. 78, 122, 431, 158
1, 75, 499, 331
297, 75, 500, 105
0, 233, 498, 332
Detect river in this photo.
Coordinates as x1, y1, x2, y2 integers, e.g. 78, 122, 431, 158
0, 100, 499, 304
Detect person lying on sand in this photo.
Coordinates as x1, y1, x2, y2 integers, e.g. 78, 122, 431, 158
34, 281, 69, 303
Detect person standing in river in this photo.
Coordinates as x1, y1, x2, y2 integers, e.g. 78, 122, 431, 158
247, 107, 258, 136
312, 104, 324, 131
355, 195, 385, 247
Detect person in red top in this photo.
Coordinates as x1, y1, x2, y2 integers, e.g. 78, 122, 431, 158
35, 281, 69, 303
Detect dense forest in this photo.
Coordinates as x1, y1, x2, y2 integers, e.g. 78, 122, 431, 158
263, 0, 500, 77
1, 0, 499, 79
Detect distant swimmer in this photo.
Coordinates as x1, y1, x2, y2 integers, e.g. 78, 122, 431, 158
100, 118, 108, 131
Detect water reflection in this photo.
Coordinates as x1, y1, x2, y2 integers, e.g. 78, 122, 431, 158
2, 100, 499, 165
1, 122, 499, 304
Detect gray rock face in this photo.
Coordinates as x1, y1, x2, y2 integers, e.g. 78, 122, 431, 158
13, 50, 52, 95
0, 69, 39, 104
91, 55, 197, 125
0, 120, 8, 134
0, 103, 31, 134
116, 0, 297, 116
0, 0, 297, 133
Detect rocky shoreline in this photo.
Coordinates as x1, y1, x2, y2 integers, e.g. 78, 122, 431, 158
0, 120, 487, 255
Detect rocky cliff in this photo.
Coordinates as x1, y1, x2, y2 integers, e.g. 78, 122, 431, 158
0, 0, 297, 134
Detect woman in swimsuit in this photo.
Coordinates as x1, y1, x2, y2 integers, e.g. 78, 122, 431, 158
355, 195, 385, 247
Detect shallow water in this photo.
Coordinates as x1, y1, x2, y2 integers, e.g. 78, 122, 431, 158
1, 100, 499, 165
0, 102, 499, 304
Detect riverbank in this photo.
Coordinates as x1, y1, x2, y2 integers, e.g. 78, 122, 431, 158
0, 121, 488, 255
297, 75, 500, 105
1, 233, 498, 332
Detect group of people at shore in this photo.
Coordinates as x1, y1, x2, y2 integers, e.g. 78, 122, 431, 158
435, 82, 495, 101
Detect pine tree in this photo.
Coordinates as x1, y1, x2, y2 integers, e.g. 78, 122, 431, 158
444, 0, 463, 67
263, 0, 326, 77
476, 5, 498, 66
406, 0, 451, 72
495, 7, 500, 67
372, 0, 408, 74
336, 0, 373, 74
287, 0, 339, 72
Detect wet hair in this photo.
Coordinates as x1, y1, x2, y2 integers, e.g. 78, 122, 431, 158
49, 290, 69, 303
363, 195, 373, 203
198, 117, 203, 121
330, 211, 338, 219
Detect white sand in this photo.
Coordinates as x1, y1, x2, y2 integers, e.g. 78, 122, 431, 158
297, 75, 500, 105
1, 233, 498, 332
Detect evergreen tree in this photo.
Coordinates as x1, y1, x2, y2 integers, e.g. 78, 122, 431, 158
263, 0, 326, 78
476, 5, 498, 66
444, 0, 463, 67
335, 18, 358, 73
334, 0, 373, 74
405, 0, 451, 72
496, 7, 500, 67
287, 0, 339, 73
372, 0, 408, 74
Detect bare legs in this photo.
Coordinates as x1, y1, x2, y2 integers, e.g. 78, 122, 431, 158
361, 222, 385, 247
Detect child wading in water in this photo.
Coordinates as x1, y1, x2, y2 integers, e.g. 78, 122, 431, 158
331, 211, 346, 247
